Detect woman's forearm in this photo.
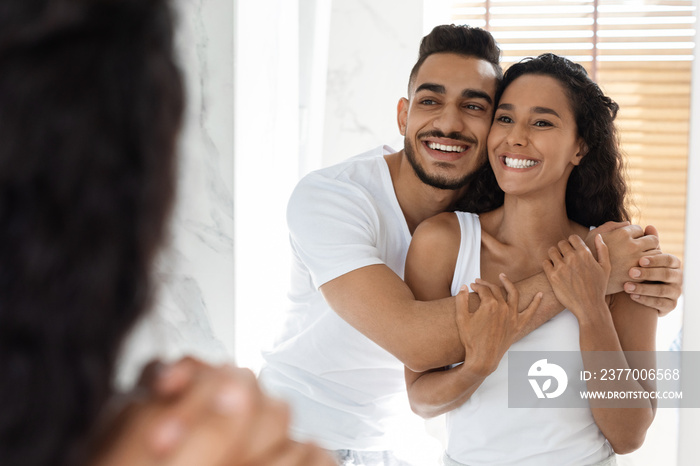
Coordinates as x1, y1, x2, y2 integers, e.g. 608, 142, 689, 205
577, 311, 655, 454
405, 364, 487, 419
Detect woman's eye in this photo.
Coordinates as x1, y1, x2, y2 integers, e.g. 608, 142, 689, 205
496, 115, 512, 123
534, 120, 553, 127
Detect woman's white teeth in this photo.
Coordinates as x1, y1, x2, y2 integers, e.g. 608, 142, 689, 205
427, 142, 466, 153
504, 157, 538, 168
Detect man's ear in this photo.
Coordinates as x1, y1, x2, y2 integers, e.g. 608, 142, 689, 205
572, 139, 588, 166
397, 97, 409, 136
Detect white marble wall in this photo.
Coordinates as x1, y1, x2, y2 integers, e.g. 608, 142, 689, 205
321, 0, 424, 168
117, 0, 234, 387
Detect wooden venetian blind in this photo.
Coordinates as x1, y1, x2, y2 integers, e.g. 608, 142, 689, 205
451, 0, 694, 261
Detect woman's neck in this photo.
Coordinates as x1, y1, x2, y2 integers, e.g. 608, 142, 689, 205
483, 191, 584, 262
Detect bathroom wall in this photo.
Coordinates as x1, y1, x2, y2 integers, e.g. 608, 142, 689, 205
117, 0, 234, 386
321, 0, 423, 167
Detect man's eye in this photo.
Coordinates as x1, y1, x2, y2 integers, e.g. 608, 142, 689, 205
420, 99, 437, 105
465, 104, 483, 111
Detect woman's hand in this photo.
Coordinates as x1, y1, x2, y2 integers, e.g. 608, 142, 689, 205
457, 275, 541, 377
543, 234, 610, 322
91, 358, 336, 466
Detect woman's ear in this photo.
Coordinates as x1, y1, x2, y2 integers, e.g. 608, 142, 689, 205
397, 97, 409, 136
572, 139, 588, 166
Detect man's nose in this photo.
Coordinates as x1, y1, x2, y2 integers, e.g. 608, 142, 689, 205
432, 104, 465, 135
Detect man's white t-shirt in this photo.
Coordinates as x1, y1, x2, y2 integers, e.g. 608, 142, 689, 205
259, 146, 422, 452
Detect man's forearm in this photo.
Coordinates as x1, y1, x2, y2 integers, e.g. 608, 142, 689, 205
465, 271, 565, 343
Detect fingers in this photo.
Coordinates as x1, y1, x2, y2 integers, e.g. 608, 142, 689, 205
567, 234, 588, 251
644, 224, 660, 240
591, 220, 631, 234
469, 281, 495, 306
521, 291, 543, 317
149, 357, 210, 400
637, 232, 660, 252
624, 280, 681, 302
547, 245, 563, 265
96, 363, 316, 466
542, 258, 554, 278
639, 253, 682, 270
628, 266, 683, 288
625, 294, 676, 317
594, 235, 610, 270
557, 238, 575, 256
146, 365, 261, 457
621, 223, 645, 239
474, 278, 505, 301
498, 273, 518, 307
236, 396, 293, 465
136, 360, 166, 391
155, 366, 294, 466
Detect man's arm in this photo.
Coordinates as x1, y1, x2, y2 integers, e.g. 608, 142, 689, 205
320, 213, 563, 373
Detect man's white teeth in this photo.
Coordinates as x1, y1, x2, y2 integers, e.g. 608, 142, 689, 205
504, 157, 538, 169
427, 142, 466, 153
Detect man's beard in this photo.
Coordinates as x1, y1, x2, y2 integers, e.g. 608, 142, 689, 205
404, 136, 485, 191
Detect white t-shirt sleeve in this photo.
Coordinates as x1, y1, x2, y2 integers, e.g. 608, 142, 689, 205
287, 170, 384, 289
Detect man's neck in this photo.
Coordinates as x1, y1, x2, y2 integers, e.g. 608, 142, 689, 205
385, 151, 466, 234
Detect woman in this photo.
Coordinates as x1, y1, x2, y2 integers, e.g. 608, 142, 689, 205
0, 1, 334, 465
404, 54, 657, 466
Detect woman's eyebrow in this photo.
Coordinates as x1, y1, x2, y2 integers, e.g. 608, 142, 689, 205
496, 103, 560, 118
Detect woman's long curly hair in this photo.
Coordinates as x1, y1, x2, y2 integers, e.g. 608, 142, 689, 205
0, 0, 183, 464
457, 53, 629, 226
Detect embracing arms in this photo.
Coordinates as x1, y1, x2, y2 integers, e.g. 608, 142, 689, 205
322, 212, 679, 373
401, 213, 678, 418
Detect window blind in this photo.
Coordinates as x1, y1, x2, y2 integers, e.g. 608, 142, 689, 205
451, 0, 694, 260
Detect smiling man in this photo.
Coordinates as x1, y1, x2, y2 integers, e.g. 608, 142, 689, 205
259, 25, 682, 466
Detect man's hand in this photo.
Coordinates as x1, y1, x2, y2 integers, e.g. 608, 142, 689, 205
585, 222, 658, 295
622, 225, 682, 316
585, 222, 682, 316
91, 358, 336, 466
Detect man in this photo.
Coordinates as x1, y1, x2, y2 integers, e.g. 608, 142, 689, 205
260, 24, 682, 465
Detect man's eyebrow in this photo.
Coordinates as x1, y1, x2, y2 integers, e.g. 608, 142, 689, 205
415, 84, 494, 105
496, 103, 561, 118
415, 83, 445, 94
462, 89, 493, 105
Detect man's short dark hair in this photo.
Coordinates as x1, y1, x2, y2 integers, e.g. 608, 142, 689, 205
408, 24, 502, 94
